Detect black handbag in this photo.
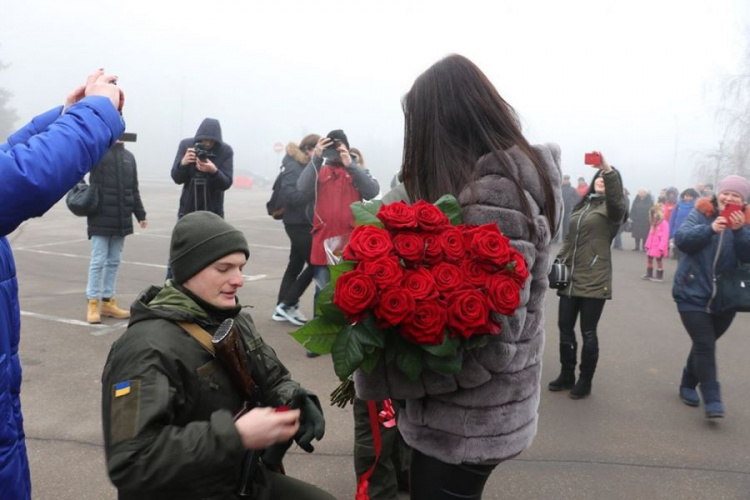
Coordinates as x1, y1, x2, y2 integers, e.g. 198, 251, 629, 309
548, 258, 570, 289
713, 265, 750, 313
65, 180, 100, 217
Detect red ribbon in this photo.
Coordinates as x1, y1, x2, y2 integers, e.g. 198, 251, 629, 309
355, 399, 395, 500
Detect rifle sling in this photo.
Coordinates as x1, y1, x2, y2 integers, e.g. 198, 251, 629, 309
177, 321, 261, 402
177, 321, 215, 355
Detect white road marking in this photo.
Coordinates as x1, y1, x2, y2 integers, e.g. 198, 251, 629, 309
20, 311, 128, 335
14, 238, 89, 250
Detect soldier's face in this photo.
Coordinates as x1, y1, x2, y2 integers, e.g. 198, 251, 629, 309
183, 252, 246, 309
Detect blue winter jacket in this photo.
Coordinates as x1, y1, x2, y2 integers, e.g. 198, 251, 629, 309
0, 96, 124, 499
672, 198, 750, 314
668, 199, 695, 238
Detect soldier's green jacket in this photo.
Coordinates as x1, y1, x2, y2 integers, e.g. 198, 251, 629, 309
102, 283, 301, 500
556, 168, 627, 300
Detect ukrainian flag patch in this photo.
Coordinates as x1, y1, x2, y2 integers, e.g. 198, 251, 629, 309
114, 381, 131, 398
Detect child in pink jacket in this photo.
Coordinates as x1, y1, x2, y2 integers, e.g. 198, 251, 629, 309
643, 203, 670, 282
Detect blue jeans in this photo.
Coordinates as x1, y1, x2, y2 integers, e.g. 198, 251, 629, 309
87, 235, 125, 299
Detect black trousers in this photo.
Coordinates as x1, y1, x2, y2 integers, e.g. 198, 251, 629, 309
277, 224, 314, 306
409, 449, 498, 500
557, 295, 606, 377
679, 311, 735, 385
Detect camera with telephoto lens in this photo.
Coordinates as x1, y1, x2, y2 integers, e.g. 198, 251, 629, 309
193, 142, 216, 162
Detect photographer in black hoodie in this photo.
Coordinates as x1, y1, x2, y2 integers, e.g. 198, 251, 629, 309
171, 118, 234, 217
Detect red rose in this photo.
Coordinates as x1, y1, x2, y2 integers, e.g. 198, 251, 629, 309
421, 233, 442, 265
461, 258, 491, 288
333, 270, 378, 321
403, 268, 438, 300
392, 232, 425, 263
446, 289, 490, 339
374, 287, 416, 327
505, 249, 530, 287
440, 227, 466, 262
359, 255, 404, 289
430, 262, 465, 293
467, 224, 511, 266
486, 274, 521, 316
413, 200, 450, 232
400, 299, 447, 345
377, 202, 418, 231
343, 225, 393, 262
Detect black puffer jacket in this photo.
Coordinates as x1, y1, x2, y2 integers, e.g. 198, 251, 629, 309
171, 118, 233, 217
87, 143, 146, 238
279, 142, 314, 226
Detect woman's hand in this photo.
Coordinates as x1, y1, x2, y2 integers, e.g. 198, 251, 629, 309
728, 209, 746, 230
712, 216, 728, 233
313, 136, 332, 159
592, 151, 612, 173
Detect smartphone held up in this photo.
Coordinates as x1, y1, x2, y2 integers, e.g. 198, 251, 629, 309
720, 203, 743, 220
584, 152, 601, 166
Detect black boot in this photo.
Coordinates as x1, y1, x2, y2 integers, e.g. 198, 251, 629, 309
570, 377, 592, 399
571, 332, 598, 400
641, 267, 653, 280
548, 343, 577, 391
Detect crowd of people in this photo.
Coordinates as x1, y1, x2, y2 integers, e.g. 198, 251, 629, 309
1, 56, 749, 500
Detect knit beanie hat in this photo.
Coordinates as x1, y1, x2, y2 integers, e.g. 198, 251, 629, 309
717, 175, 750, 200
327, 129, 350, 149
170, 211, 249, 284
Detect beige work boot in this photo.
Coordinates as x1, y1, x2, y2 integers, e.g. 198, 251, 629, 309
101, 298, 130, 319
87, 299, 101, 324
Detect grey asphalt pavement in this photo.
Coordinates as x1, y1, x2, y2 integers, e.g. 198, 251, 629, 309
10, 181, 750, 499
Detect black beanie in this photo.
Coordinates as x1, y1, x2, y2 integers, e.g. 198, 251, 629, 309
327, 129, 349, 149
170, 211, 250, 284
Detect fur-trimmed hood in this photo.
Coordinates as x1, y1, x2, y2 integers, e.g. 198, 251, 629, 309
285, 142, 310, 166
695, 197, 750, 222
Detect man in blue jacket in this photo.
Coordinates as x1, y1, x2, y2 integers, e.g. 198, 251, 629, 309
0, 69, 125, 500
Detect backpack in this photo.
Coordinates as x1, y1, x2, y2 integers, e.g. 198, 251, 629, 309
266, 167, 285, 220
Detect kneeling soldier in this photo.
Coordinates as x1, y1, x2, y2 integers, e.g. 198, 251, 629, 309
102, 211, 333, 500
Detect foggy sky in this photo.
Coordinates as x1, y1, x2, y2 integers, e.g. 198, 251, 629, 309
2, 0, 747, 194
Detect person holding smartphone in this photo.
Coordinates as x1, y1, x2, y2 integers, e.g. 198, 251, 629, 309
673, 175, 750, 419
548, 152, 627, 399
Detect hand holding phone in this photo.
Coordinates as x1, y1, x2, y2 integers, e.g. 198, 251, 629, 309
720, 203, 743, 220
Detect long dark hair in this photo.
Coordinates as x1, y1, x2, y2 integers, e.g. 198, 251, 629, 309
401, 54, 558, 236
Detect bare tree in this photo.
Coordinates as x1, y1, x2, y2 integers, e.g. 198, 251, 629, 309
694, 39, 750, 185
0, 59, 19, 142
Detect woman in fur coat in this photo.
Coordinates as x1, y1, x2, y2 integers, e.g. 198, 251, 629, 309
673, 175, 750, 419
355, 54, 562, 500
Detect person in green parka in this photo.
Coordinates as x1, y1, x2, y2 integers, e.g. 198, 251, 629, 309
548, 153, 627, 399
101, 211, 334, 500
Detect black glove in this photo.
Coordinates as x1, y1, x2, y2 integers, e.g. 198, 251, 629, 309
292, 390, 325, 452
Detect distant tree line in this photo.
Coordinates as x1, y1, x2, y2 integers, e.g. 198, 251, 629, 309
0, 58, 19, 142
695, 37, 750, 185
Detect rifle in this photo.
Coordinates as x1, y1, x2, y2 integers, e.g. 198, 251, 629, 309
211, 319, 267, 497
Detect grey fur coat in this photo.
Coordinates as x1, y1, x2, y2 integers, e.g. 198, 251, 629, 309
355, 143, 562, 465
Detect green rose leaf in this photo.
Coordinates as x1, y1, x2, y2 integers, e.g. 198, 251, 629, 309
395, 337, 423, 381
421, 330, 460, 357
351, 200, 384, 228
464, 334, 490, 351
434, 194, 462, 225
355, 316, 386, 349
331, 324, 365, 380
360, 348, 382, 374
290, 318, 340, 354
329, 260, 356, 284
424, 350, 463, 374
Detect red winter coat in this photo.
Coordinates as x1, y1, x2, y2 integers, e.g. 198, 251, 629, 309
310, 165, 363, 265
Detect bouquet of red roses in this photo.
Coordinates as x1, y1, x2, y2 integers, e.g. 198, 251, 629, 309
291, 194, 529, 381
